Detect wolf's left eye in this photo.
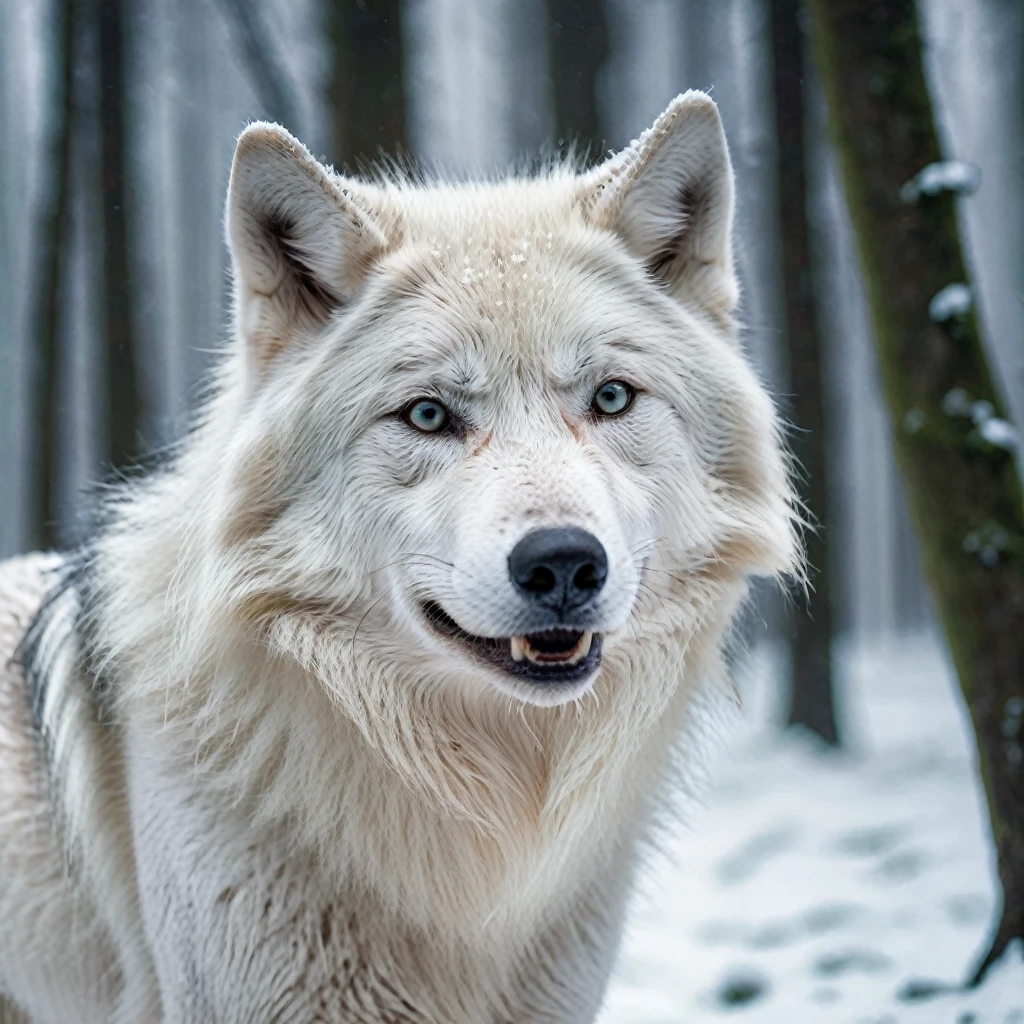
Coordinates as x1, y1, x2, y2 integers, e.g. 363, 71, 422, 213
592, 380, 635, 417
403, 398, 450, 434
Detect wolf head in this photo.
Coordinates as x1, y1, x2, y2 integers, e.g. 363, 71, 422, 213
213, 92, 796, 710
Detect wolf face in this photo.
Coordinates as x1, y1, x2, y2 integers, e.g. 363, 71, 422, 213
215, 93, 796, 710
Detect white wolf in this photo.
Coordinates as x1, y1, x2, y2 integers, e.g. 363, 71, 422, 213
0, 92, 796, 1023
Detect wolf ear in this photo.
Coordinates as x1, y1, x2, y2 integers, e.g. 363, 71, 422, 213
583, 92, 738, 323
226, 122, 388, 367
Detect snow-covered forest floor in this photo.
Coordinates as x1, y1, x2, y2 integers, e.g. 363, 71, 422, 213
600, 637, 1024, 1023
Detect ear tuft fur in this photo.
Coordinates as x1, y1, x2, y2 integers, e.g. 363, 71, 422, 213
583, 92, 738, 324
227, 122, 388, 368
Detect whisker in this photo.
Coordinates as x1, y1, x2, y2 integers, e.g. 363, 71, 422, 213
349, 591, 394, 647
365, 553, 489, 589
631, 538, 658, 559
350, 578, 452, 648
635, 580, 673, 634
367, 554, 455, 575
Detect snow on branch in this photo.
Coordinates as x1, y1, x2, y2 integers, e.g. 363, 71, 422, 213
900, 161, 981, 203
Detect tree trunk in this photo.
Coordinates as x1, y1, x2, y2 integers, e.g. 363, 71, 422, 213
98, 0, 142, 472
807, 0, 1024, 981
329, 0, 407, 171
546, 0, 609, 161
25, 0, 77, 550
770, 0, 839, 745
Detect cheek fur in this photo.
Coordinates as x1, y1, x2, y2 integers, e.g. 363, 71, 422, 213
366, 422, 464, 491
593, 401, 689, 510
591, 398, 722, 565
593, 398, 680, 470
328, 424, 463, 570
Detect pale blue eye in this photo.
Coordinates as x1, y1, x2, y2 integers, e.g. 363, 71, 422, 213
593, 380, 634, 416
404, 399, 450, 433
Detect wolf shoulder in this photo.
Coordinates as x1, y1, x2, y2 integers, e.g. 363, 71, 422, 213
0, 552, 62, 775
0, 553, 127, 1024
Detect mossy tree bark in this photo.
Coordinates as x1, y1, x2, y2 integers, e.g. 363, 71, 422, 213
329, 0, 407, 172
770, 0, 839, 746
807, 0, 1024, 981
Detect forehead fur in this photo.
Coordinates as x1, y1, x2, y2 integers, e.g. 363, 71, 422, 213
355, 173, 642, 318
330, 173, 730, 394
357, 170, 588, 244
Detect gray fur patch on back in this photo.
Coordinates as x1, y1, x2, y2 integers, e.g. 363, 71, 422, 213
16, 551, 109, 775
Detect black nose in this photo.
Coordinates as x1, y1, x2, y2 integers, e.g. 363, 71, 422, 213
508, 527, 608, 613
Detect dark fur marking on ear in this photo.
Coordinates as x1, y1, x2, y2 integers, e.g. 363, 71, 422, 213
646, 183, 700, 282
263, 212, 344, 319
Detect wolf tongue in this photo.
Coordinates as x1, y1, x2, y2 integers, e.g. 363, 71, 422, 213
526, 629, 584, 655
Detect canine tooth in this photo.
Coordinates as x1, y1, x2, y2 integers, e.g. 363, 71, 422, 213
566, 631, 593, 665
510, 636, 527, 662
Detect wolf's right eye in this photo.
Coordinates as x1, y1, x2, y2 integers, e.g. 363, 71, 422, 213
592, 380, 635, 417
403, 399, 450, 434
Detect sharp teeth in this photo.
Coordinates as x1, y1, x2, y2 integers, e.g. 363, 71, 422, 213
514, 630, 594, 666
568, 630, 593, 664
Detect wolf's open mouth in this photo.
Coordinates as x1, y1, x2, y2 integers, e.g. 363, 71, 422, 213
421, 601, 603, 684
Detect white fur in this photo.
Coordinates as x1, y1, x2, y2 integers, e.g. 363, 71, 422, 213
0, 93, 797, 1023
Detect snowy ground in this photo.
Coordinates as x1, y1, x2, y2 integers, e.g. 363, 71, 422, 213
600, 636, 1024, 1024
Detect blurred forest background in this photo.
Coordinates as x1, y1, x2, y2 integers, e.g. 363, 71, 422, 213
0, 0, 1022, 722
